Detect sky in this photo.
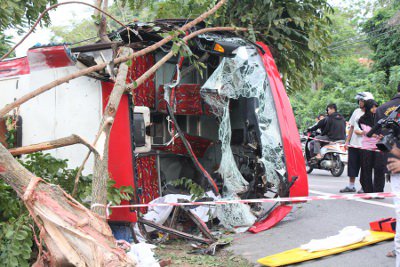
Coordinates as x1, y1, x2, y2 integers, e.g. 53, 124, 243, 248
5, 0, 374, 57
5, 0, 94, 57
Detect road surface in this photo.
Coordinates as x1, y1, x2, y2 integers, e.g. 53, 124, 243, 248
230, 169, 396, 267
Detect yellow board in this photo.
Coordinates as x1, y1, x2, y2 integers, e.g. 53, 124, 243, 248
258, 231, 395, 267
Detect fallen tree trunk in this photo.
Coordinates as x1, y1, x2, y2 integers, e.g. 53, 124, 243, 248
91, 47, 131, 217
8, 134, 97, 156
0, 142, 135, 266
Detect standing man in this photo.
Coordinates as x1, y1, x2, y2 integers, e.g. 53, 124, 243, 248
313, 104, 346, 159
340, 92, 374, 193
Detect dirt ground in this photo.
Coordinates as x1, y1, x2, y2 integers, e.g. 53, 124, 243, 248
155, 240, 252, 267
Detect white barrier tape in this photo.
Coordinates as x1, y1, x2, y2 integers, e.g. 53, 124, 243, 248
301, 135, 381, 153
91, 201, 112, 217
92, 192, 398, 209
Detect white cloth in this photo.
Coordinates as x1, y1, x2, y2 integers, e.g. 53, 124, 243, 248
127, 243, 160, 267
349, 108, 364, 147
300, 226, 369, 252
391, 173, 400, 267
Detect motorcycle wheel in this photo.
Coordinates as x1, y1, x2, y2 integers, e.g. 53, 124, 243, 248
331, 158, 344, 177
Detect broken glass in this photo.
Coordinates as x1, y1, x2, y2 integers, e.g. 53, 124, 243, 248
201, 46, 286, 228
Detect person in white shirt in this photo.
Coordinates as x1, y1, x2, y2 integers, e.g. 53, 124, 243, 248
340, 92, 374, 193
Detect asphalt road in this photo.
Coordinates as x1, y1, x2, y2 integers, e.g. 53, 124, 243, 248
230, 169, 396, 267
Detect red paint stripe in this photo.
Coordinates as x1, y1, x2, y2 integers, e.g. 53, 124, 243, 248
101, 81, 137, 223
0, 57, 30, 78
27, 45, 75, 71
257, 42, 308, 198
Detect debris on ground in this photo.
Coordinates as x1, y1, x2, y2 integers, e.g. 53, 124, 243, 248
155, 240, 253, 267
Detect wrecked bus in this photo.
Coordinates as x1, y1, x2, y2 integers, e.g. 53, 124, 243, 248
0, 20, 307, 231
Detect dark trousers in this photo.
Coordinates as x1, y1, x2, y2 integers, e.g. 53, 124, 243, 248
360, 150, 386, 193
347, 147, 361, 177
313, 135, 330, 154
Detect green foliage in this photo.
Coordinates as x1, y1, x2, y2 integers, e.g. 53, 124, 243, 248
49, 0, 333, 91
5, 117, 16, 148
107, 179, 134, 205
0, 215, 33, 267
149, 0, 333, 92
362, 2, 400, 77
0, 34, 14, 58
0, 176, 32, 267
327, 8, 371, 57
0, 152, 93, 266
0, 182, 23, 221
21, 152, 92, 202
51, 19, 97, 46
172, 177, 205, 201
154, 0, 209, 19
0, 0, 57, 58
50, 1, 154, 45
291, 57, 400, 131
0, 0, 57, 33
291, 4, 400, 131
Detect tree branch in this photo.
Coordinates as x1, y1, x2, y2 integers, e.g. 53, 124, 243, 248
96, 0, 112, 43
0, 0, 227, 117
72, 113, 114, 197
91, 47, 131, 217
8, 134, 98, 156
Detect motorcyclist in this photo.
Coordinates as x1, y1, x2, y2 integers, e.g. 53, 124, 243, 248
308, 114, 326, 134
310, 103, 346, 159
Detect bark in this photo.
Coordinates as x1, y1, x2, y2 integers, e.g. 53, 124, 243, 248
91, 47, 131, 217
94, 0, 111, 43
8, 134, 97, 156
0, 0, 227, 117
0, 142, 135, 266
93, 0, 103, 17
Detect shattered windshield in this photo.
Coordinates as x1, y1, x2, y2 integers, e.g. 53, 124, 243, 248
201, 46, 286, 227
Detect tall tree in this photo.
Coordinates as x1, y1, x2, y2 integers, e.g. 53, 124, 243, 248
363, 1, 400, 78
0, 0, 57, 56
148, 0, 333, 92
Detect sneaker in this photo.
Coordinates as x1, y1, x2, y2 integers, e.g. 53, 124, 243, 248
357, 189, 364, 194
340, 186, 356, 193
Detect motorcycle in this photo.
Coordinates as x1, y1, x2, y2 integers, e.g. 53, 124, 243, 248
301, 131, 347, 177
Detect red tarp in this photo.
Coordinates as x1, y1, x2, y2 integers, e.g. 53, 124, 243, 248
248, 205, 293, 234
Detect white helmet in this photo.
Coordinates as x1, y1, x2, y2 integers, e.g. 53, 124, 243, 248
355, 92, 374, 101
